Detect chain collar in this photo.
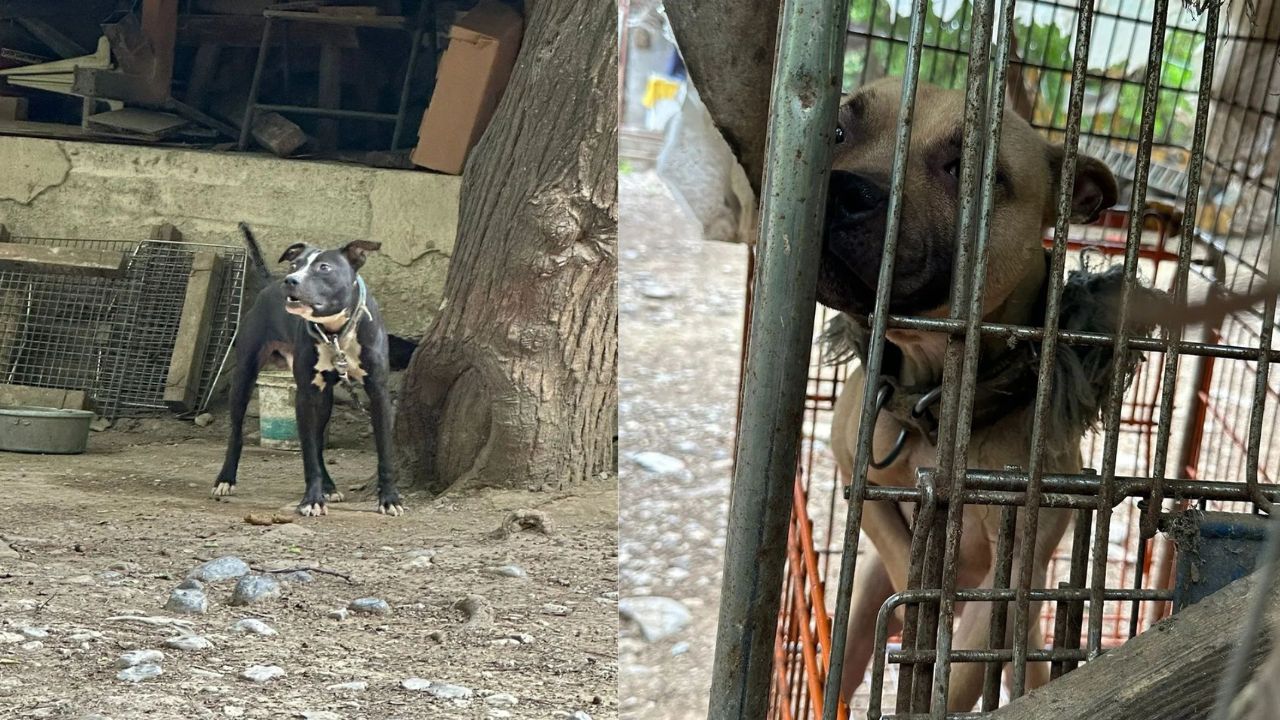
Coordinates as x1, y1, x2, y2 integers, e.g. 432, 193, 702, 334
305, 277, 372, 413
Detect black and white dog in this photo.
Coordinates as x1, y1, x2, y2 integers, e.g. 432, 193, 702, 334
213, 223, 404, 517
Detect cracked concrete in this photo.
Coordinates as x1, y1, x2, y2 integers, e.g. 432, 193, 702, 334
0, 136, 460, 339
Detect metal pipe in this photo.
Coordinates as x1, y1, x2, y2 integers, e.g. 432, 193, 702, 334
822, 0, 932, 713
705, 0, 851, 714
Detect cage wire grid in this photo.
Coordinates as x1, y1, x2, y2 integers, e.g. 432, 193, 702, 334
743, 0, 1280, 717
0, 236, 246, 419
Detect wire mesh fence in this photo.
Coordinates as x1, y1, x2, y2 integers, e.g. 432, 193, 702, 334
0, 236, 246, 419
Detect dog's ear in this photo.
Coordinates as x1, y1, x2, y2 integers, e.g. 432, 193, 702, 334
342, 240, 382, 271
278, 243, 309, 264
1048, 147, 1119, 224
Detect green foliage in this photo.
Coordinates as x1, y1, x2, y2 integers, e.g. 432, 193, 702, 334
844, 0, 1206, 144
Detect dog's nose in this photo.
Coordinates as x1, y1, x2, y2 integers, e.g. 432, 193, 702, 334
284, 276, 299, 288
829, 171, 889, 220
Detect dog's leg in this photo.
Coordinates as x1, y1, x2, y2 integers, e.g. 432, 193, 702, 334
212, 350, 260, 496
294, 380, 334, 516
840, 546, 901, 704
365, 366, 404, 516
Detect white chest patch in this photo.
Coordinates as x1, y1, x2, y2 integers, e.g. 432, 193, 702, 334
312, 335, 366, 389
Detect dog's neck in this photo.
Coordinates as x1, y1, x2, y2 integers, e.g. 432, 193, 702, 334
892, 248, 1048, 387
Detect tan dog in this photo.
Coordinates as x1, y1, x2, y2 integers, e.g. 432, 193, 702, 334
819, 77, 1130, 711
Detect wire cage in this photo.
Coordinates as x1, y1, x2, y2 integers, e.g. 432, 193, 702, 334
740, 0, 1280, 717
0, 236, 247, 419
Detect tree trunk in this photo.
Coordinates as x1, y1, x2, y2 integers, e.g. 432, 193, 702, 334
394, 0, 618, 495
665, 0, 781, 195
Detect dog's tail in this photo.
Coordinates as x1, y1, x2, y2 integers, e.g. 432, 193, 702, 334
238, 222, 271, 281
819, 313, 867, 366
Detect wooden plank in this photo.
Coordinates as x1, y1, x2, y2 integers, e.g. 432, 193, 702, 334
0, 384, 88, 410
185, 43, 222, 108
15, 18, 88, 59
177, 16, 360, 48
0, 244, 128, 277
86, 108, 189, 139
164, 251, 225, 412
210, 96, 308, 156
317, 43, 343, 150
990, 572, 1279, 720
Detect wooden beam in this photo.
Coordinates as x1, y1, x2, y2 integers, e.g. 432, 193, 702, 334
164, 251, 225, 413
15, 18, 88, 59
0, 244, 128, 277
990, 572, 1280, 720
177, 16, 360, 48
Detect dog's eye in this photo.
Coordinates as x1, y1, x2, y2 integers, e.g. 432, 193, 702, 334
317, 263, 331, 273
834, 126, 845, 144
945, 159, 961, 178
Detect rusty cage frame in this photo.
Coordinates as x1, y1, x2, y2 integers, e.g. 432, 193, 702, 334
709, 0, 1280, 717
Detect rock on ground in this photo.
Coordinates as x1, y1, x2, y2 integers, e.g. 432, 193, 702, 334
230, 619, 276, 636
348, 597, 390, 615
619, 595, 692, 642
241, 665, 286, 683
117, 663, 163, 682
230, 574, 282, 606
164, 587, 208, 615
188, 556, 250, 582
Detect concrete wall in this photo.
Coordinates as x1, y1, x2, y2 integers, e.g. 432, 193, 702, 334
0, 136, 459, 340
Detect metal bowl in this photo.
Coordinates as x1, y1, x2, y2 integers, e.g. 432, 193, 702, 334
0, 406, 95, 454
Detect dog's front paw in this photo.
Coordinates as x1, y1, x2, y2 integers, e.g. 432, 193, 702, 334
212, 482, 236, 497
324, 492, 345, 503
297, 500, 328, 517
378, 495, 405, 517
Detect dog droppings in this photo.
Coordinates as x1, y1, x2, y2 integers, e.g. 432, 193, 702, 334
117, 663, 162, 682
240, 664, 285, 683
188, 556, 250, 582
165, 588, 208, 615
230, 619, 276, 636
348, 597, 390, 616
230, 574, 281, 606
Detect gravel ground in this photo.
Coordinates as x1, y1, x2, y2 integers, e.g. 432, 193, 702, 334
617, 168, 748, 719
0, 407, 617, 720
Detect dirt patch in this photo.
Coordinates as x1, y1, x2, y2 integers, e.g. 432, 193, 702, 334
0, 413, 618, 719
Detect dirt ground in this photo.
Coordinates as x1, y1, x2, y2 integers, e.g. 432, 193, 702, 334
0, 402, 618, 720
617, 168, 747, 719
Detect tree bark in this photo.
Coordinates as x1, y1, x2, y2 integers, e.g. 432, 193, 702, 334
665, 0, 781, 195
394, 0, 618, 495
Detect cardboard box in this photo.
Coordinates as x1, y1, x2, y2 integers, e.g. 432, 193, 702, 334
410, 0, 523, 174
0, 96, 28, 121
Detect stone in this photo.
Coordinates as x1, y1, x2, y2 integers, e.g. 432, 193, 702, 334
194, 413, 214, 427
20, 641, 41, 651
230, 619, 276, 636
230, 574, 281, 606
485, 565, 527, 579
240, 665, 285, 683
177, 578, 204, 591
328, 609, 348, 621
301, 713, 341, 720
671, 641, 691, 656
116, 649, 164, 668
403, 548, 437, 561
630, 451, 686, 474
165, 588, 208, 615
619, 596, 692, 642
117, 664, 162, 682
280, 571, 314, 584
327, 681, 368, 692
0, 632, 24, 644
401, 556, 433, 571
348, 597, 390, 616
89, 417, 112, 432
188, 556, 250, 582
541, 603, 571, 616
485, 693, 519, 707
640, 283, 677, 299
401, 678, 472, 700
165, 635, 212, 651
222, 708, 245, 718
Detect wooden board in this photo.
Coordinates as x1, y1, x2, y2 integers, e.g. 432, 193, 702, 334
0, 384, 88, 410
990, 571, 1280, 719
86, 108, 189, 139
164, 251, 225, 413
0, 244, 128, 277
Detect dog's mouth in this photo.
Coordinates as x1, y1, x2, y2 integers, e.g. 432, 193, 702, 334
284, 295, 324, 316
818, 220, 955, 317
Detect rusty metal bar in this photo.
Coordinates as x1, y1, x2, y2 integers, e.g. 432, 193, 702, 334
1088, 0, 1169, 657
981, 505, 1017, 711
706, 0, 851, 714
1006, 0, 1099, 696
822, 0, 932, 713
